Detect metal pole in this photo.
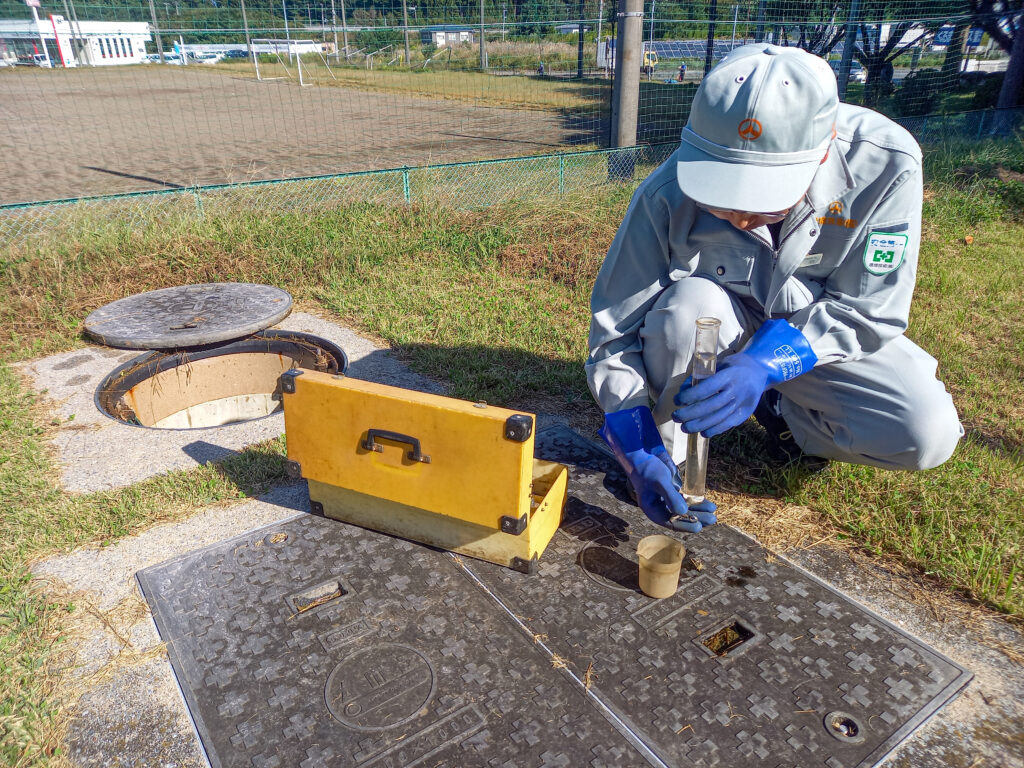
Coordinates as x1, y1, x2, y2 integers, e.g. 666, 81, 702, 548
577, 0, 584, 78
402, 0, 410, 66
240, 0, 252, 57
65, 0, 87, 60
283, 0, 292, 63
730, 4, 737, 52
597, 0, 603, 50
31, 5, 52, 67
837, 0, 861, 101
703, 0, 717, 77
502, 3, 506, 41
479, 0, 487, 69
614, 0, 642, 147
339, 0, 348, 58
329, 0, 338, 60
647, 0, 656, 80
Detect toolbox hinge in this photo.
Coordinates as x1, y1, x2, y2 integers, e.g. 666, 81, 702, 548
504, 414, 534, 442
511, 554, 538, 575
280, 368, 304, 394
500, 514, 528, 536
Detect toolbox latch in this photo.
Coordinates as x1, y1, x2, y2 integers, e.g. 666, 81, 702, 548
504, 414, 534, 442
500, 514, 528, 536
280, 368, 304, 394
511, 554, 538, 575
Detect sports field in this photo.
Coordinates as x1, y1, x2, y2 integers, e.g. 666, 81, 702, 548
0, 65, 607, 204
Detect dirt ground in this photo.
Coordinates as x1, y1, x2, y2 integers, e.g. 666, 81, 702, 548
0, 66, 604, 205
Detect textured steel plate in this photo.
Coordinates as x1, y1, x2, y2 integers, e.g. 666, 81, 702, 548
84, 283, 292, 349
138, 425, 971, 768
453, 425, 972, 768
137, 514, 655, 768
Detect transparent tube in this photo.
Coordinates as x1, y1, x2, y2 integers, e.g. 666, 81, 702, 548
682, 317, 721, 504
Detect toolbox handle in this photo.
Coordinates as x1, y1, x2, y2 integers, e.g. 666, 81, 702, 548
362, 429, 432, 464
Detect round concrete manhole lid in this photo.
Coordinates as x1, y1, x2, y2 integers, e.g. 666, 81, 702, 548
83, 283, 293, 349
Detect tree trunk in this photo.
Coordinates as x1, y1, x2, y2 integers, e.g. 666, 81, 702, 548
996, 18, 1024, 109
940, 22, 968, 93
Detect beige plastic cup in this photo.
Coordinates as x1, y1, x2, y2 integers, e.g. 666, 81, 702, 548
637, 535, 686, 599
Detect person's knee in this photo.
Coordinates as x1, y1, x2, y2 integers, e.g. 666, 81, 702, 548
641, 278, 734, 360
899, 402, 963, 470
854, 399, 963, 471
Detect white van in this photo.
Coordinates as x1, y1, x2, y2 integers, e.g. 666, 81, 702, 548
33, 53, 52, 67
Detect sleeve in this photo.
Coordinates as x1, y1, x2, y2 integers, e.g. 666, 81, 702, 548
788, 161, 922, 366
585, 186, 675, 413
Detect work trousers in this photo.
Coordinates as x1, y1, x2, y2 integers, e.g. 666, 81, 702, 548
638, 278, 964, 470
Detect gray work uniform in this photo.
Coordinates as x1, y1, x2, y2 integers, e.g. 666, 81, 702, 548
586, 104, 963, 469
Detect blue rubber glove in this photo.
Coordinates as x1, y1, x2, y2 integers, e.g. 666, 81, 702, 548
672, 319, 817, 438
599, 406, 717, 533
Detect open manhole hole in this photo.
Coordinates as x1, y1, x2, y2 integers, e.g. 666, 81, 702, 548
86, 284, 348, 430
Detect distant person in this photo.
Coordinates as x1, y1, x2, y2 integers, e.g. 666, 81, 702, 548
587, 45, 962, 533
538, 61, 545, 76
677, 62, 686, 82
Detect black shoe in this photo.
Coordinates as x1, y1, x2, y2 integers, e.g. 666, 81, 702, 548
753, 391, 829, 471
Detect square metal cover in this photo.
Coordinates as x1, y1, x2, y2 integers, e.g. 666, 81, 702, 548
137, 425, 970, 768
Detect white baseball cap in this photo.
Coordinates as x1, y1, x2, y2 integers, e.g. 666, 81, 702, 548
676, 44, 839, 213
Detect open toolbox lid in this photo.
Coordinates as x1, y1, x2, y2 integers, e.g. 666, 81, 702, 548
83, 283, 293, 350
281, 369, 547, 531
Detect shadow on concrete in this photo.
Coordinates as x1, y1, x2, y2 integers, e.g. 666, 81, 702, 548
181, 440, 309, 513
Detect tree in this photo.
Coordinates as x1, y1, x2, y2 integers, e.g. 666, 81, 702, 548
968, 0, 1024, 115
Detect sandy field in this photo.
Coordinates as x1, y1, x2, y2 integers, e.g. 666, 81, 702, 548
0, 65, 605, 205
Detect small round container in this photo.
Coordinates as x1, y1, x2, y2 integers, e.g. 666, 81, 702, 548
637, 535, 686, 599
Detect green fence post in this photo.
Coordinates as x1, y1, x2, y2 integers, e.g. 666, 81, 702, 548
402, 168, 411, 203
558, 155, 565, 196
193, 186, 204, 218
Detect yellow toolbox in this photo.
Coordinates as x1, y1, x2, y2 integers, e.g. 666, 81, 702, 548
279, 369, 568, 573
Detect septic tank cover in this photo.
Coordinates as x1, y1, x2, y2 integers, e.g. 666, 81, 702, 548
84, 283, 293, 350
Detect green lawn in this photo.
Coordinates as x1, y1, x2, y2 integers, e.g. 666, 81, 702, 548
1, 137, 1022, 765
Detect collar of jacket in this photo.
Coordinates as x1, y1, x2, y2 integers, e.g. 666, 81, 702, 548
762, 142, 857, 316
804, 140, 856, 217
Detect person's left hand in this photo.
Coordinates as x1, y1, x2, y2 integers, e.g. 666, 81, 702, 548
672, 318, 818, 438
671, 355, 770, 438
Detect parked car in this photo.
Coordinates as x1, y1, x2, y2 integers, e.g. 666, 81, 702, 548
33, 53, 52, 67
192, 51, 223, 64
829, 59, 867, 83
222, 49, 248, 59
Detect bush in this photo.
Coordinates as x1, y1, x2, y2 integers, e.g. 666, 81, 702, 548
972, 72, 1024, 110
894, 68, 945, 116
357, 28, 404, 52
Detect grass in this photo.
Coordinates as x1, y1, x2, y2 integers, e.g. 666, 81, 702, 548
1, 138, 1022, 764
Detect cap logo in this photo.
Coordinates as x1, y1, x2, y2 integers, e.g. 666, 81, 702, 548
738, 118, 763, 140
828, 200, 844, 215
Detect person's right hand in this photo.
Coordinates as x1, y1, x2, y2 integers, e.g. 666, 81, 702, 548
628, 446, 718, 532
598, 406, 717, 533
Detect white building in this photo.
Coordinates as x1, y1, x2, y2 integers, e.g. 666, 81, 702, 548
0, 16, 151, 67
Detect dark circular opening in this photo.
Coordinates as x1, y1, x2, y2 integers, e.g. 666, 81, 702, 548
95, 330, 348, 430
824, 711, 865, 744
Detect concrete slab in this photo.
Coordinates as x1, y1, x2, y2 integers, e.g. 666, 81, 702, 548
16, 312, 443, 494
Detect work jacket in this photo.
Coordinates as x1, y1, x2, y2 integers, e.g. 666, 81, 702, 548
587, 103, 924, 413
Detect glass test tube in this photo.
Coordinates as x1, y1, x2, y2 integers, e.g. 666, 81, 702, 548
682, 317, 722, 504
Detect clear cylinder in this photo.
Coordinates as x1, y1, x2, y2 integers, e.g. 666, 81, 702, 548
682, 317, 721, 504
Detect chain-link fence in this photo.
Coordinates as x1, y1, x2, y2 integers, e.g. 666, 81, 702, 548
0, 0, 1021, 242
